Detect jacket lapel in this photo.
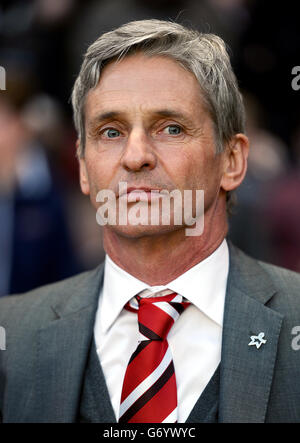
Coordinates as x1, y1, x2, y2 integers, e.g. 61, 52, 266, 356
21, 264, 114, 423
35, 306, 98, 422
219, 243, 283, 422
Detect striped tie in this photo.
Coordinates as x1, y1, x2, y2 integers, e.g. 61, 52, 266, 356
119, 289, 189, 423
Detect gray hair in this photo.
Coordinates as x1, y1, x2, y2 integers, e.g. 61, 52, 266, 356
71, 19, 245, 158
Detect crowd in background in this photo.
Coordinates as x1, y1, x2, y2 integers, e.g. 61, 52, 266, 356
0, 0, 300, 296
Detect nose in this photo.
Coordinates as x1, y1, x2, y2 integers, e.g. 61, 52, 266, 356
120, 130, 156, 172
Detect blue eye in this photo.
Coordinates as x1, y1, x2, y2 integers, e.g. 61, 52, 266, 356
103, 128, 121, 138
165, 125, 181, 135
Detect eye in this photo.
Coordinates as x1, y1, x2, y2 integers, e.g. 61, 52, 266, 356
102, 128, 121, 138
163, 125, 182, 135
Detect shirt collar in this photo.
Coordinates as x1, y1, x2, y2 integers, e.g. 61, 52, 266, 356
99, 239, 229, 333
167, 239, 229, 326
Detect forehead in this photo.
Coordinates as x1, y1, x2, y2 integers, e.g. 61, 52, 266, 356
85, 54, 207, 120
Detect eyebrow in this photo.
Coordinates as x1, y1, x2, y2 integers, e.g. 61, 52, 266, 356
152, 109, 194, 126
88, 109, 194, 128
88, 111, 120, 128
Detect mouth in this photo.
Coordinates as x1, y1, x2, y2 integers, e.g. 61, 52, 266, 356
118, 186, 163, 202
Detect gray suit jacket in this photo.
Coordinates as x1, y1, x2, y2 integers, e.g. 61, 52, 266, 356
1, 243, 300, 423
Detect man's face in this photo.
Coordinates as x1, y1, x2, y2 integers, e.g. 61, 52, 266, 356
80, 53, 227, 237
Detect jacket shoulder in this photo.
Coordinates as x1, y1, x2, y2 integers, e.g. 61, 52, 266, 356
229, 241, 300, 291
228, 242, 300, 313
258, 260, 300, 292
257, 260, 300, 315
0, 266, 103, 328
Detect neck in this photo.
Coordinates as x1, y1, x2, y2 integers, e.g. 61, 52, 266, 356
103, 199, 228, 286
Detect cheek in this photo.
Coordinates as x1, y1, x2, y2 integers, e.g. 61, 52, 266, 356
169, 149, 209, 190
83, 160, 106, 206
178, 149, 222, 193
85, 149, 114, 187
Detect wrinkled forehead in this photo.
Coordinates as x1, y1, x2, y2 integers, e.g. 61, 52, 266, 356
84, 53, 210, 124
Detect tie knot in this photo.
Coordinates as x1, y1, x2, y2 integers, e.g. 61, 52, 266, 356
135, 291, 189, 341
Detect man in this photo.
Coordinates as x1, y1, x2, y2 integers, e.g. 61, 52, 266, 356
0, 19, 300, 423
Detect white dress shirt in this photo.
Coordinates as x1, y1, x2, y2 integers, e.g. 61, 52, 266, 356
94, 239, 229, 422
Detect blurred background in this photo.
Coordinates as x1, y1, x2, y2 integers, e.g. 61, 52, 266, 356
0, 0, 300, 296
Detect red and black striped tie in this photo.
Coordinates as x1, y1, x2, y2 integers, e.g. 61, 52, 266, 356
119, 289, 190, 423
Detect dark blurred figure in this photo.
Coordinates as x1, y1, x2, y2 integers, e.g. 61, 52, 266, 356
261, 122, 300, 272
228, 93, 289, 262
0, 85, 79, 297
236, 0, 300, 146
0, 0, 77, 106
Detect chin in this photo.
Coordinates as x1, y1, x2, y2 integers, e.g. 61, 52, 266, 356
106, 223, 182, 239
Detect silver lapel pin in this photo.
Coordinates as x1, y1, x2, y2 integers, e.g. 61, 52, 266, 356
248, 332, 267, 349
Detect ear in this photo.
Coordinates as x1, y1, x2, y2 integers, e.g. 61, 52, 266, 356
221, 133, 249, 192
77, 139, 90, 196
